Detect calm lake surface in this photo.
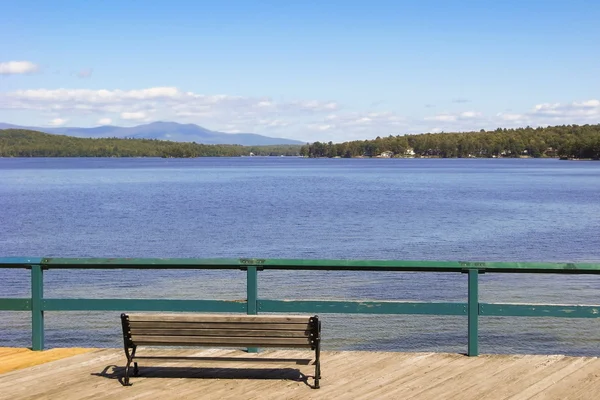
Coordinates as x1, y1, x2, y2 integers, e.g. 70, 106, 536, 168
1, 157, 600, 355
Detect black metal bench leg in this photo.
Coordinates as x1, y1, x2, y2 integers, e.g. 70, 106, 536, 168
314, 341, 321, 389
123, 344, 136, 386
121, 314, 136, 386
124, 358, 131, 386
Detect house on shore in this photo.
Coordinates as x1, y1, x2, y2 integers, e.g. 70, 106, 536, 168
377, 151, 394, 158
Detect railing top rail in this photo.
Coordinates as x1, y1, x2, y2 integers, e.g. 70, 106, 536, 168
1, 257, 600, 273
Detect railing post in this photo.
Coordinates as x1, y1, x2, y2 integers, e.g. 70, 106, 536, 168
31, 264, 44, 351
246, 265, 258, 353
467, 268, 479, 356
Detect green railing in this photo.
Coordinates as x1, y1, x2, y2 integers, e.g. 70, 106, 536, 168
1, 257, 600, 355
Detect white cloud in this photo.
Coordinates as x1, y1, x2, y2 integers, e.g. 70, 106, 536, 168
10, 87, 182, 103
0, 86, 344, 138
0, 61, 39, 75
121, 111, 146, 120
308, 124, 334, 131
48, 118, 67, 126
1, 83, 599, 142
348, 117, 372, 125
127, 87, 181, 99
258, 119, 289, 128
418, 99, 600, 135
530, 100, 600, 120
2, 87, 339, 118
97, 118, 112, 125
576, 99, 600, 107
460, 111, 480, 118
427, 114, 457, 122
497, 113, 524, 121
175, 110, 215, 118
291, 100, 339, 111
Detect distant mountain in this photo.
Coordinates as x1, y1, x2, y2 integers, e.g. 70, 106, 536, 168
0, 123, 23, 130
0, 121, 304, 145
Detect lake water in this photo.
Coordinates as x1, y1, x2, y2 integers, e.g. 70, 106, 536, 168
1, 157, 600, 355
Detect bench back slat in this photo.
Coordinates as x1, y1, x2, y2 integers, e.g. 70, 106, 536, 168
128, 321, 311, 331
127, 314, 310, 323
132, 329, 311, 338
130, 335, 314, 347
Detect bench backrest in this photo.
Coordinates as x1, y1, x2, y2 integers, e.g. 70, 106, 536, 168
122, 313, 320, 349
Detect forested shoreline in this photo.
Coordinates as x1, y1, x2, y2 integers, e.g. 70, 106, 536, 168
2, 124, 599, 159
0, 129, 302, 157
300, 124, 600, 159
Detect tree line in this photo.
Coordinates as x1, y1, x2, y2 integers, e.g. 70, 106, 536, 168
2, 125, 599, 159
0, 129, 303, 157
300, 124, 600, 159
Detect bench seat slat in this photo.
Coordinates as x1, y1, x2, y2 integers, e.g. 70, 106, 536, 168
130, 329, 311, 337
129, 322, 311, 330
132, 342, 313, 348
130, 335, 314, 347
127, 313, 310, 323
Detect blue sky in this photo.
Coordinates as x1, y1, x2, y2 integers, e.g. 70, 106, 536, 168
1, 0, 599, 142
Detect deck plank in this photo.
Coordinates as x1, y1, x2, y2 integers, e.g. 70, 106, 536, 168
1, 348, 599, 400
524, 358, 600, 400
0, 347, 93, 375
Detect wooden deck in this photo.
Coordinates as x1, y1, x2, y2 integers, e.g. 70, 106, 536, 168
0, 347, 93, 374
1, 348, 600, 399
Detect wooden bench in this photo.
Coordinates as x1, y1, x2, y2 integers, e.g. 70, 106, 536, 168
120, 313, 322, 388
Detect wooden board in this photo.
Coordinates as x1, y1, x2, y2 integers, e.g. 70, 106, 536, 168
130, 335, 313, 347
130, 329, 311, 337
3, 349, 600, 399
129, 322, 312, 330
126, 314, 313, 323
0, 347, 93, 374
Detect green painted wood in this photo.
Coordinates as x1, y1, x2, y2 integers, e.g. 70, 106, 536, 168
254, 259, 600, 273
0, 257, 44, 267
19, 258, 600, 274
3, 257, 600, 353
467, 269, 479, 357
0, 298, 31, 311
37, 257, 245, 269
246, 266, 259, 353
1, 257, 599, 274
246, 266, 258, 315
480, 303, 600, 318
258, 300, 467, 315
31, 265, 44, 351
42, 299, 247, 312
37, 299, 600, 318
